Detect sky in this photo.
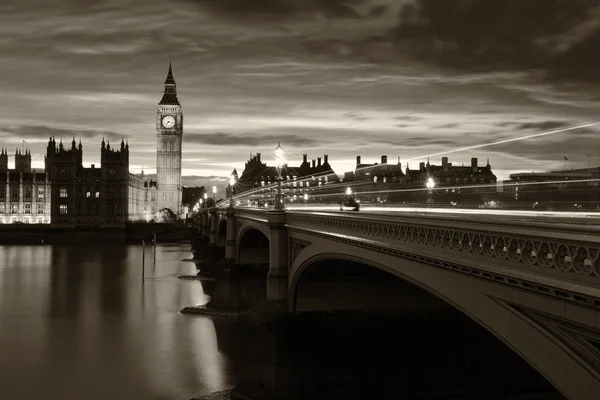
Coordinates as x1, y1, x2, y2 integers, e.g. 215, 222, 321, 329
1, 0, 599, 188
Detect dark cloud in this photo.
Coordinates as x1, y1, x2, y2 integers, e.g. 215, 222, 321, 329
0, 125, 125, 142
189, 0, 363, 20
516, 121, 571, 131
391, 0, 600, 80
435, 123, 459, 129
395, 115, 421, 122
185, 132, 325, 147
343, 112, 368, 121
382, 136, 457, 147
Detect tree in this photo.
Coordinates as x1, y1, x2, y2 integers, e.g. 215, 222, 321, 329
154, 208, 177, 223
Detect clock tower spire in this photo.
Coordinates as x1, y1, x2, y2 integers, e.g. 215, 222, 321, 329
156, 60, 183, 217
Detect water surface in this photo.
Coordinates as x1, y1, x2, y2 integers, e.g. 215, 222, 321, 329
0, 244, 234, 400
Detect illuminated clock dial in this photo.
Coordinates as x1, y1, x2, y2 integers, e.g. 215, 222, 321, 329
161, 115, 175, 129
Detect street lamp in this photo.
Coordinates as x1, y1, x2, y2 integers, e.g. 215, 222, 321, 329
228, 174, 236, 208
274, 142, 285, 210
212, 185, 217, 203
303, 193, 308, 203
203, 192, 208, 208
426, 177, 435, 204
346, 187, 352, 196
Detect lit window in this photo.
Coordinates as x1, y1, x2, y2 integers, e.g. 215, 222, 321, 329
86, 192, 90, 198
60, 205, 68, 215
95, 191, 100, 198
60, 187, 67, 198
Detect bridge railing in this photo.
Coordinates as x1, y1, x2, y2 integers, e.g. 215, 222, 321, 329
227, 207, 269, 223
284, 210, 600, 290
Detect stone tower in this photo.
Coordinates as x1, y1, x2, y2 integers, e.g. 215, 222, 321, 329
15, 148, 31, 173
156, 61, 183, 216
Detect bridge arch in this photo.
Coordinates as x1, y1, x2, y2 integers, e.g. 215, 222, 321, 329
216, 218, 227, 247
236, 223, 270, 266
289, 238, 598, 400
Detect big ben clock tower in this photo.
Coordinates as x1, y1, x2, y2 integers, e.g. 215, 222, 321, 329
156, 61, 183, 216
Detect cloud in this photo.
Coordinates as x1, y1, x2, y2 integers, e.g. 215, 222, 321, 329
516, 121, 571, 131
185, 132, 325, 147
343, 112, 369, 121
189, 0, 364, 20
0, 125, 125, 142
390, 0, 600, 80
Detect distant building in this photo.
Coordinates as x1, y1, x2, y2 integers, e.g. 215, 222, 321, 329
232, 152, 340, 205
349, 155, 405, 183
502, 169, 598, 208
399, 157, 497, 204
0, 148, 51, 223
342, 155, 497, 204
45, 137, 155, 225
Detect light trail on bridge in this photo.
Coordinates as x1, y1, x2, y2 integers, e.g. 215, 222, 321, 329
235, 204, 600, 221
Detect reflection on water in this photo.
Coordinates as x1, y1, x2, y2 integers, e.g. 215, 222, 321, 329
0, 244, 236, 400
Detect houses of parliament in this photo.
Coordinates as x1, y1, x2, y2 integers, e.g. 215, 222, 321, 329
0, 63, 183, 225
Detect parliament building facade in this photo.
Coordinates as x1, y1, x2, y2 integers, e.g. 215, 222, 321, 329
0, 62, 183, 225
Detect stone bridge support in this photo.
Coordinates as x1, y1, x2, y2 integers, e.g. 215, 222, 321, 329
208, 207, 218, 244
225, 207, 237, 265
200, 210, 209, 237
267, 210, 288, 301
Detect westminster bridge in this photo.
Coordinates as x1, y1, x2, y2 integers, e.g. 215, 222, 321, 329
192, 206, 600, 400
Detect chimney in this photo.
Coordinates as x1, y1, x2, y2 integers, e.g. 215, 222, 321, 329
303, 154, 307, 164
419, 162, 425, 171
324, 154, 328, 164
471, 157, 478, 171
317, 157, 321, 167
381, 155, 387, 164
312, 159, 316, 168
356, 156, 361, 165
256, 152, 261, 162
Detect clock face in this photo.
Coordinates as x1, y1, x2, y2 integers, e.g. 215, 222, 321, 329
162, 115, 175, 129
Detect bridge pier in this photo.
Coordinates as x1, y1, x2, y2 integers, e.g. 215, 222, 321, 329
208, 207, 217, 245
193, 208, 224, 275
224, 207, 237, 267
200, 210, 209, 237
266, 210, 288, 302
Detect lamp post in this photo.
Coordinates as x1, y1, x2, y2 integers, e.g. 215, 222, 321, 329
426, 177, 435, 205
346, 187, 352, 197
228, 174, 236, 208
203, 192, 208, 209
274, 142, 285, 210
212, 185, 217, 203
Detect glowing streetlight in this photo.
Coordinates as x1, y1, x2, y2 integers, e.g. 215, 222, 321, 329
425, 177, 435, 204
228, 174, 236, 208
345, 187, 352, 196
303, 193, 308, 202
274, 142, 286, 210
426, 177, 435, 190
212, 185, 217, 203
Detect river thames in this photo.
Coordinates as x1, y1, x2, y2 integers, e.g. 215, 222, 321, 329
0, 243, 563, 400
0, 243, 234, 400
